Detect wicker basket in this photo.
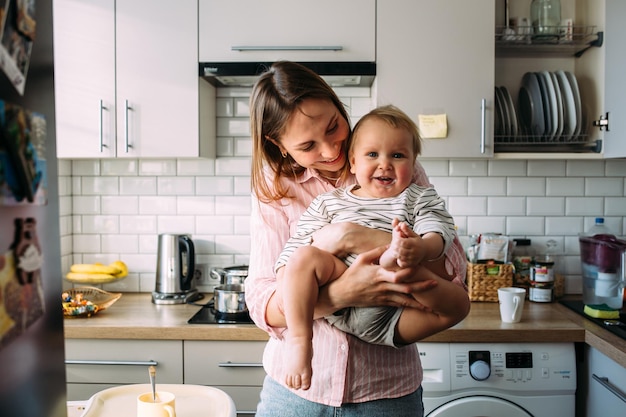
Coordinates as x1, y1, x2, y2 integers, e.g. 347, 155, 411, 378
467, 263, 514, 302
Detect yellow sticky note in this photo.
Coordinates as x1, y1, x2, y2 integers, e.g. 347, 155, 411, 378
418, 114, 448, 139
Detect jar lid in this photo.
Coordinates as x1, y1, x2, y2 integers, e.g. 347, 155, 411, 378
513, 238, 531, 246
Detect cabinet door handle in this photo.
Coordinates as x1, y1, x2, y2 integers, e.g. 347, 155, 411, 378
592, 374, 626, 403
99, 100, 108, 152
124, 99, 134, 153
236, 412, 256, 415
480, 98, 487, 154
231, 45, 343, 52
65, 359, 158, 366
218, 361, 263, 368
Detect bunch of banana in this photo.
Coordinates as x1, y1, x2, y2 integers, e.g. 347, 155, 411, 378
66, 260, 128, 284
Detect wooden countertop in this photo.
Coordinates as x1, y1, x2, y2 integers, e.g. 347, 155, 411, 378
64, 293, 626, 367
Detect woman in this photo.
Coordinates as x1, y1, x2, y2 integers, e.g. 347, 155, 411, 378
247, 61, 469, 417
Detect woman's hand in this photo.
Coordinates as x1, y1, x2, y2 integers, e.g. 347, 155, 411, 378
314, 245, 438, 318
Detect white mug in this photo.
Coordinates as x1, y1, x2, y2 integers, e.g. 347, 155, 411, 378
137, 391, 176, 417
497, 287, 526, 323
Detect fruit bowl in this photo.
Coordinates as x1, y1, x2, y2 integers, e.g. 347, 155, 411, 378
62, 287, 122, 318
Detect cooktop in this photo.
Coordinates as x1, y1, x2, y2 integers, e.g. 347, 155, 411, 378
560, 299, 626, 340
187, 300, 254, 325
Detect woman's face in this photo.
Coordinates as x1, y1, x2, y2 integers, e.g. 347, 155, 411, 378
276, 98, 349, 175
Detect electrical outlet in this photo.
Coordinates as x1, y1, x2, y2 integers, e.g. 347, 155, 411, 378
195, 263, 220, 288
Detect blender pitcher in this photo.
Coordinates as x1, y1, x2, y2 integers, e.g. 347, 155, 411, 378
579, 235, 626, 309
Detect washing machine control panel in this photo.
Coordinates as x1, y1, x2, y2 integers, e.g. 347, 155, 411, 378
418, 342, 577, 393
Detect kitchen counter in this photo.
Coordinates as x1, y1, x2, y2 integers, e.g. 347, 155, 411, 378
64, 293, 626, 367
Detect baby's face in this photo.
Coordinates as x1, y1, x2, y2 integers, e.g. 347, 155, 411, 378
349, 118, 415, 199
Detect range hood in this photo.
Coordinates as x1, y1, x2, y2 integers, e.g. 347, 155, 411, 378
199, 62, 376, 88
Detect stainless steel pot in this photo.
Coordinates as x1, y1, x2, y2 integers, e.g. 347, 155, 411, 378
213, 284, 247, 314
210, 265, 248, 286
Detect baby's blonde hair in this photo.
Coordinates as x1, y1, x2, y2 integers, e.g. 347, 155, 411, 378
348, 105, 422, 160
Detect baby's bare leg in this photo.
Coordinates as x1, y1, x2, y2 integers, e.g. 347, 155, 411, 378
279, 246, 346, 390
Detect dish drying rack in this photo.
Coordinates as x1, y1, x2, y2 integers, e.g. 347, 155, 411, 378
494, 133, 601, 153
495, 26, 602, 57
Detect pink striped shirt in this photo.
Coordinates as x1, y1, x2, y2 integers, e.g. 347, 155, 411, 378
247, 162, 467, 406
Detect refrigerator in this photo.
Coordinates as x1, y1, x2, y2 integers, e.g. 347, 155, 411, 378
0, 1, 68, 416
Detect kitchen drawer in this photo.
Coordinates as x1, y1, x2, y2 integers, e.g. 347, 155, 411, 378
213, 385, 262, 417
183, 341, 266, 386
66, 383, 118, 402
65, 339, 183, 384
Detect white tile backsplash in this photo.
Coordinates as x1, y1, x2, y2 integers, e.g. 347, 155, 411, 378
585, 177, 623, 196
487, 197, 526, 215
58, 87, 626, 295
566, 160, 606, 176
546, 177, 584, 196
157, 177, 195, 195
506, 177, 545, 196
139, 159, 177, 175
564, 197, 604, 215
468, 177, 506, 196
138, 196, 176, 215
120, 177, 157, 195
216, 97, 234, 117
101, 159, 138, 175
526, 197, 565, 215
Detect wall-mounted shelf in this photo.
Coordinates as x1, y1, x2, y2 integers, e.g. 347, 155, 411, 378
495, 26, 602, 58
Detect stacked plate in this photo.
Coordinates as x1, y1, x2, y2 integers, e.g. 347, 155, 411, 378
495, 71, 585, 143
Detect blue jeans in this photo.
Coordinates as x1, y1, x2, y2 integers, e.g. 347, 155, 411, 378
255, 376, 424, 417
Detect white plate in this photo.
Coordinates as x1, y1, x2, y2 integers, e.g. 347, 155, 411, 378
535, 72, 552, 139
555, 70, 577, 141
494, 87, 504, 136
520, 72, 544, 136
565, 71, 583, 140
539, 71, 558, 141
502, 86, 519, 137
496, 87, 511, 137
549, 71, 564, 141
82, 384, 236, 417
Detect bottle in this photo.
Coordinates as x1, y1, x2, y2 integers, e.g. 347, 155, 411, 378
512, 239, 534, 291
531, 0, 561, 38
530, 240, 557, 303
586, 217, 613, 237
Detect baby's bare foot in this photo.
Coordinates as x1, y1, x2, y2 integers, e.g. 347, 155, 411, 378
284, 335, 313, 390
380, 224, 404, 269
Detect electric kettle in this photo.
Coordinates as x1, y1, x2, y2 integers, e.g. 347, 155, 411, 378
152, 234, 200, 304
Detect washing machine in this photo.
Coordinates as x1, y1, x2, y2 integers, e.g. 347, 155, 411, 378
417, 342, 576, 417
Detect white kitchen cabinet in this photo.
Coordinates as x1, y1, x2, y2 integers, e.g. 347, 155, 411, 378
199, 0, 375, 63
64, 339, 183, 401
495, 0, 626, 158
376, 0, 495, 158
581, 346, 626, 417
601, 0, 626, 157
54, 0, 212, 159
184, 340, 266, 416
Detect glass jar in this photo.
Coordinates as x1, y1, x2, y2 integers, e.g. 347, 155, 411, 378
531, 0, 561, 38
529, 240, 558, 302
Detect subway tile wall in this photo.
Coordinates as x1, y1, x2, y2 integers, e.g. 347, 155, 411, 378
58, 87, 626, 296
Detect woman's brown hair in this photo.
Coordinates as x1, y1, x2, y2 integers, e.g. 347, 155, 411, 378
249, 61, 351, 203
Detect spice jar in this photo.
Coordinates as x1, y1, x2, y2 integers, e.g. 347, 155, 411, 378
512, 239, 534, 293
529, 240, 557, 302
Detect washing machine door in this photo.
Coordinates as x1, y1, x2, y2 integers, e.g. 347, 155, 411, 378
426, 396, 532, 417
